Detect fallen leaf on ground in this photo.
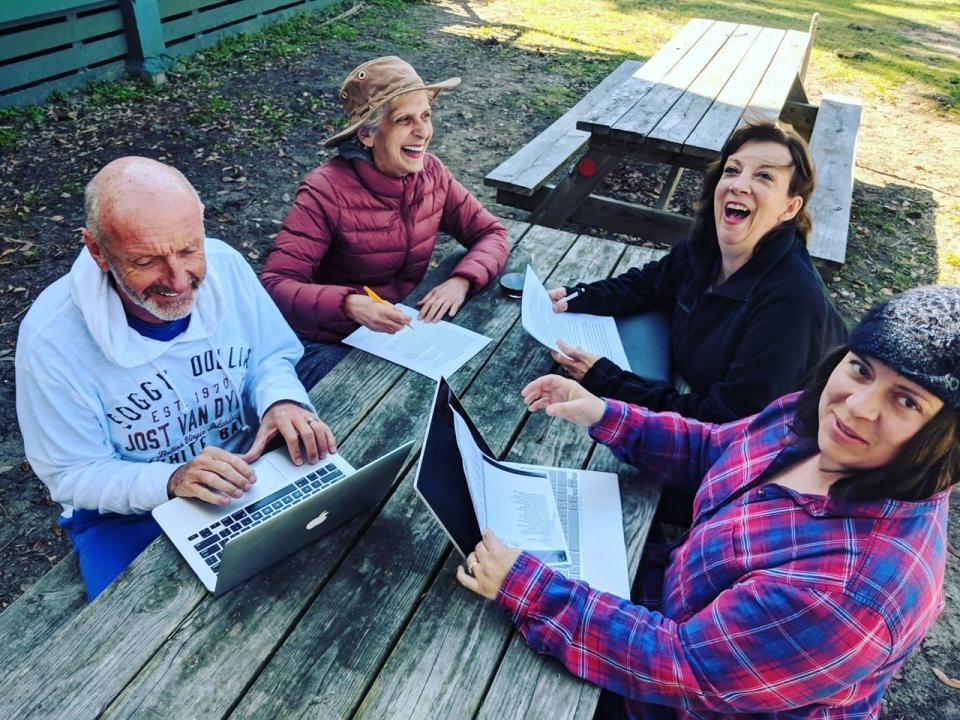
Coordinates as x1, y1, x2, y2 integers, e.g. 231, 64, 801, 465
933, 667, 960, 689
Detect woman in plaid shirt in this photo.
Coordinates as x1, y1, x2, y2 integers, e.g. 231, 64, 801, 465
458, 286, 960, 719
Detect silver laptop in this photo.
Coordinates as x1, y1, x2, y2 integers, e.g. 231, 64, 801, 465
414, 378, 630, 597
153, 441, 413, 595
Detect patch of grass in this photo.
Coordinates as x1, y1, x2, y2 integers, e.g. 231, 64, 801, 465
0, 128, 17, 151
0, 105, 50, 151
456, 0, 960, 112
189, 94, 232, 126
529, 82, 578, 119
87, 79, 155, 106
383, 18, 420, 47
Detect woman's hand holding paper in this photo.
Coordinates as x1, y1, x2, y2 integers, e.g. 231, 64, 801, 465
456, 530, 522, 600
551, 339, 601, 381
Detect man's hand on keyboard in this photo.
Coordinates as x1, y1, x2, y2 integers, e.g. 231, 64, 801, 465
243, 401, 337, 466
167, 447, 256, 505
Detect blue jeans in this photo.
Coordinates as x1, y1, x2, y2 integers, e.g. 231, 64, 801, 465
60, 509, 163, 601
295, 340, 350, 391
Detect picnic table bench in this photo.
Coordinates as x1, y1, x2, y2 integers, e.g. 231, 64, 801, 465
0, 223, 669, 719
486, 16, 862, 270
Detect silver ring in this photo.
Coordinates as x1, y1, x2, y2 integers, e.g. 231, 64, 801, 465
468, 560, 480, 576
308, 417, 321, 425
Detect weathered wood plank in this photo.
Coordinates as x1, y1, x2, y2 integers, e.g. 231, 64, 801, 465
225, 226, 581, 720
352, 235, 628, 720
0, 552, 86, 670
0, 0, 107, 26
615, 243, 669, 275
683, 26, 784, 158
163, 0, 281, 42
778, 99, 818, 139
579, 19, 713, 135
0, 62, 127, 109
0, 8, 124, 64
2, 223, 529, 720
2, 33, 127, 90
474, 244, 664, 719
498, 186, 692, 246
807, 95, 861, 266
484, 60, 642, 195
611, 21, 737, 141
97, 223, 532, 719
529, 147, 625, 229
655, 164, 684, 211
0, 536, 207, 719
649, 23, 761, 152
159, 0, 228, 19
742, 29, 810, 125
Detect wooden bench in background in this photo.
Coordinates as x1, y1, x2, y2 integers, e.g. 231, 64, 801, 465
485, 19, 862, 276
807, 95, 862, 268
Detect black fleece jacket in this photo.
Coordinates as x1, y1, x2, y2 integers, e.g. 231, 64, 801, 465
565, 226, 847, 422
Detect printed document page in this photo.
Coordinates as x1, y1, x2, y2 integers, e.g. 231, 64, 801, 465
450, 406, 569, 564
521, 265, 631, 371
481, 455, 569, 563
343, 305, 491, 380
452, 408, 488, 527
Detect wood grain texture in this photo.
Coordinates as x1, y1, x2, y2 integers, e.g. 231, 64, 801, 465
352, 235, 627, 720
0, 552, 86, 669
612, 21, 737, 141
579, 19, 713, 135
99, 223, 533, 720
227, 227, 580, 720
0, 537, 206, 719
529, 147, 625, 229
498, 186, 692, 245
649, 24, 761, 152
807, 95, 862, 265
742, 29, 810, 125
484, 60, 642, 195
682, 26, 783, 158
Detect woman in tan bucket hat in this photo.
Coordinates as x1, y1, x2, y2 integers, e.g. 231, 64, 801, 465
261, 56, 509, 388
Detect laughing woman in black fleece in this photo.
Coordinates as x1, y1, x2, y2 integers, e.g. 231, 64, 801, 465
549, 122, 847, 423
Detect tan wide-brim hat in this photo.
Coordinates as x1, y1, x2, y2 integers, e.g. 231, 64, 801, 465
323, 56, 461, 148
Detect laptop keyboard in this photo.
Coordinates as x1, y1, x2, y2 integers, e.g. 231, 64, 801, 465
186, 462, 344, 574
545, 468, 581, 580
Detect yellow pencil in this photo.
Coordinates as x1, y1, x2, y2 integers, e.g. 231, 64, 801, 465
363, 286, 413, 330
363, 285, 386, 304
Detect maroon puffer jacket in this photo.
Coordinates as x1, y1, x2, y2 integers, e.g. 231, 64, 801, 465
261, 154, 508, 341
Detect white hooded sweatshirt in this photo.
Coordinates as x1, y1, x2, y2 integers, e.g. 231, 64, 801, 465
16, 238, 312, 516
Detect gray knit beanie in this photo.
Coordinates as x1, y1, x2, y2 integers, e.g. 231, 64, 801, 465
848, 285, 960, 409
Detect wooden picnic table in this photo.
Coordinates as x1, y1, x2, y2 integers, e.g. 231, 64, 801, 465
0, 222, 667, 719
487, 16, 861, 270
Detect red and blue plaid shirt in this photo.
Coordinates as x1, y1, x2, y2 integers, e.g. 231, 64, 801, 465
497, 393, 949, 719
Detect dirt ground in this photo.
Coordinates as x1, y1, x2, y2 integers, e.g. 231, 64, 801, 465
0, 0, 957, 715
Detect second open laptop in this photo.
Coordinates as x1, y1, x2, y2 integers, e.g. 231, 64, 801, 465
154, 440, 413, 595
414, 377, 630, 597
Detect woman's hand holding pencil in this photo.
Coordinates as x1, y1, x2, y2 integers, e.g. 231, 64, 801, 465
343, 286, 413, 333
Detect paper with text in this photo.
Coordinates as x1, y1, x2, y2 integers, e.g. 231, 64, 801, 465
451, 406, 569, 563
521, 265, 631, 371
343, 304, 491, 380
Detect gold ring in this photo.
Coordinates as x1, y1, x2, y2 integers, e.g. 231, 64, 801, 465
468, 560, 480, 576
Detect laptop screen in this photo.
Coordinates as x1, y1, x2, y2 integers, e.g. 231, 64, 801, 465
414, 378, 493, 558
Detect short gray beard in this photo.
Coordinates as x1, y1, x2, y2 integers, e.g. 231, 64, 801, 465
106, 255, 200, 322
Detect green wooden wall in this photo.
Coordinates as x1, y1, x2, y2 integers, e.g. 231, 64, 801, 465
0, 0, 340, 108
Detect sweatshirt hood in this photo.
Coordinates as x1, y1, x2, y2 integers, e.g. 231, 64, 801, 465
68, 244, 226, 367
